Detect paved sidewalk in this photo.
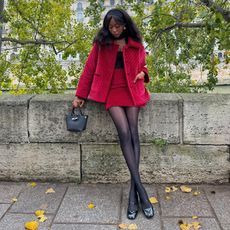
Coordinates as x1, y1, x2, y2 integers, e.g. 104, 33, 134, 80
0, 182, 229, 230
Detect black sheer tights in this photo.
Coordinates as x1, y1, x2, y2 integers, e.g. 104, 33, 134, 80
108, 106, 151, 210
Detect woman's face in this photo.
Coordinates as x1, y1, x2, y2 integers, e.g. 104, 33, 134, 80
108, 17, 125, 38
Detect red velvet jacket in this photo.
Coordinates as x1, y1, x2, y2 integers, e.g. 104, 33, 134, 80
75, 37, 150, 105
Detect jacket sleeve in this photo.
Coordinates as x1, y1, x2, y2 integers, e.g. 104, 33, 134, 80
75, 43, 99, 99
140, 45, 150, 83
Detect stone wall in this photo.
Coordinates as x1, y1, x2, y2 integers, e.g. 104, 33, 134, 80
0, 93, 229, 183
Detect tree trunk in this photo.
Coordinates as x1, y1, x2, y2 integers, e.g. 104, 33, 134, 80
0, 0, 5, 53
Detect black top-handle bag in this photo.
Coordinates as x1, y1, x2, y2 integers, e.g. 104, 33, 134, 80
66, 107, 88, 132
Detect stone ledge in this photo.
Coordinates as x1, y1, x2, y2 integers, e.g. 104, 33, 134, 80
28, 93, 181, 143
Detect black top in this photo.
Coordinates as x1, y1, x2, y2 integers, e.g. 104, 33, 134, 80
115, 51, 124, 69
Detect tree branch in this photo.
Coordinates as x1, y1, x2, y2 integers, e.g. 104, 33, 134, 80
152, 22, 206, 48
1, 37, 68, 45
200, 0, 230, 22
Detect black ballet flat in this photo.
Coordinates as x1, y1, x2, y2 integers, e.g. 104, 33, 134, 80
142, 205, 154, 219
140, 200, 154, 219
127, 202, 139, 220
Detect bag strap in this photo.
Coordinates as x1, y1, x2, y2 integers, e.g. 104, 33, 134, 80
72, 107, 83, 116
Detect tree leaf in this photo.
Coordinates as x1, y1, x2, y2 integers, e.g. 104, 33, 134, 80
24, 221, 39, 230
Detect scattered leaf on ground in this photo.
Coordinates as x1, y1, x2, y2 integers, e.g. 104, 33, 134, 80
171, 186, 178, 192
165, 187, 171, 193
128, 223, 138, 229
88, 202, 95, 209
193, 191, 200, 196
119, 223, 128, 229
165, 196, 171, 200
179, 220, 202, 230
12, 197, 17, 203
149, 196, 158, 204
29, 182, 37, 188
192, 216, 198, 219
45, 188, 55, 194
35, 210, 45, 217
192, 221, 202, 229
180, 185, 192, 193
24, 220, 39, 230
38, 215, 48, 222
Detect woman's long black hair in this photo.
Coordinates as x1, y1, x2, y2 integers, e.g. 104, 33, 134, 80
93, 8, 142, 45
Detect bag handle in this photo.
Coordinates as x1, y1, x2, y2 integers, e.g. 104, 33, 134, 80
71, 107, 84, 116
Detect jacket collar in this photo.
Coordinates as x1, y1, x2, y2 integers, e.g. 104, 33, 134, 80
126, 37, 143, 49
112, 37, 142, 49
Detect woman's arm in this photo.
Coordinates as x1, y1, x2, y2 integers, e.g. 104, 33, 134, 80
75, 42, 99, 99
139, 45, 150, 83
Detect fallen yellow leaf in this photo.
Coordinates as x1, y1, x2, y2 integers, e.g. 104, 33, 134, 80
39, 215, 48, 222
128, 223, 137, 230
29, 182, 37, 188
119, 223, 128, 229
180, 185, 192, 193
179, 223, 190, 230
149, 196, 158, 204
192, 221, 201, 229
192, 216, 198, 219
165, 187, 171, 193
165, 196, 171, 200
35, 210, 45, 217
193, 191, 200, 196
171, 186, 178, 192
88, 202, 95, 209
12, 197, 17, 203
45, 188, 55, 194
24, 220, 39, 230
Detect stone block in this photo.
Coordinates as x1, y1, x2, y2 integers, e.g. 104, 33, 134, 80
0, 94, 33, 143
9, 183, 67, 213
140, 144, 229, 183
54, 184, 121, 224
81, 144, 129, 183
81, 143, 229, 183
0, 143, 80, 182
181, 93, 230, 144
204, 185, 230, 230
158, 185, 213, 217
0, 182, 25, 203
139, 93, 182, 143
28, 94, 181, 143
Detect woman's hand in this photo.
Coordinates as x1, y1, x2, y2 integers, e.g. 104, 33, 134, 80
72, 96, 85, 108
134, 71, 145, 83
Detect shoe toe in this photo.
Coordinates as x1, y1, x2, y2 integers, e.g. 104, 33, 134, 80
143, 206, 154, 218
127, 210, 138, 220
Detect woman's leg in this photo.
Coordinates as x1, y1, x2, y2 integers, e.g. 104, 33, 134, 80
125, 107, 141, 209
108, 106, 151, 209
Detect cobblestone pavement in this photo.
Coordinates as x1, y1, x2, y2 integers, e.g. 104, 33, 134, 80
0, 182, 229, 230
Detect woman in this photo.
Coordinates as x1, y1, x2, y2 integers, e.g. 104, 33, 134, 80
72, 8, 154, 220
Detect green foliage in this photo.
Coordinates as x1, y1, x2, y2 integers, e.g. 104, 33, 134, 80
0, 54, 11, 93
1, 0, 93, 94
152, 138, 168, 149
0, 0, 229, 95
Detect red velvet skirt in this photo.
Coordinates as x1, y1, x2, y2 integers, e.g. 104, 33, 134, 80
105, 69, 147, 110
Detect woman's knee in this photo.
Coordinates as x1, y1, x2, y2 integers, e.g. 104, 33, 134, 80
118, 128, 132, 143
